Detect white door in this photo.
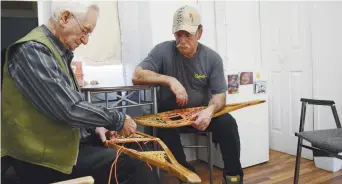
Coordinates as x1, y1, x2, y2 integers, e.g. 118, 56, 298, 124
260, 2, 314, 159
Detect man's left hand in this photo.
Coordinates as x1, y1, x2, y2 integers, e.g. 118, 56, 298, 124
191, 106, 214, 131
95, 127, 117, 142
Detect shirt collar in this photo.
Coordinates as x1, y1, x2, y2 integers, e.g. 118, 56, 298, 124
41, 25, 74, 63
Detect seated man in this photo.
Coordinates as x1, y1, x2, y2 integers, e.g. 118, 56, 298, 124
133, 5, 243, 184
1, 1, 160, 184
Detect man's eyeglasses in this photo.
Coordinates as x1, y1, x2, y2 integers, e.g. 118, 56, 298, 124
71, 14, 91, 37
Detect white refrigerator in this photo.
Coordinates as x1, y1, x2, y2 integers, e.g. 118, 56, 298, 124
198, 70, 269, 169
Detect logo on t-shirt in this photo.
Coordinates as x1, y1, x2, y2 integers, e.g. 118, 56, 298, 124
194, 73, 207, 79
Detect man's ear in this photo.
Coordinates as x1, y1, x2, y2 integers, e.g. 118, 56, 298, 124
59, 11, 71, 27
196, 28, 203, 40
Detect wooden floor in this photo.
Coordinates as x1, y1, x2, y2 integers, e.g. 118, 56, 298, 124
161, 150, 342, 184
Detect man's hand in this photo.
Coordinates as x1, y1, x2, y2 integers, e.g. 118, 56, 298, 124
118, 115, 137, 136
132, 67, 188, 106
95, 127, 117, 142
191, 106, 215, 131
169, 77, 188, 106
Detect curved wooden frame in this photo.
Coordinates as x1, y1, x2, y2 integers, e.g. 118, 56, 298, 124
104, 131, 201, 183
134, 100, 266, 128
52, 176, 94, 184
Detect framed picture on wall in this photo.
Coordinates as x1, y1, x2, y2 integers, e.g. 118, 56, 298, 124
254, 81, 267, 94
228, 74, 239, 94
240, 72, 253, 85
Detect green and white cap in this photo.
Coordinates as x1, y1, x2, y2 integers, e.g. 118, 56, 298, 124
172, 5, 201, 35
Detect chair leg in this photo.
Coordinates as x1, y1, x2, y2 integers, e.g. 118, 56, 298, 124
195, 133, 199, 160
294, 137, 303, 184
207, 132, 214, 184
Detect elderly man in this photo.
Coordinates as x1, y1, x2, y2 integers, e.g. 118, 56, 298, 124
133, 5, 243, 184
1, 2, 160, 184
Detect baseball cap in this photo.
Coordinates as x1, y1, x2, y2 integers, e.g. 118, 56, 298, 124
172, 5, 201, 35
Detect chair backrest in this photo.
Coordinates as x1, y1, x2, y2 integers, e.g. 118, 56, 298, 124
299, 98, 342, 133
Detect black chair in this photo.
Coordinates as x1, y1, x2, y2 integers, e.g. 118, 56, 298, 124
179, 126, 214, 184
294, 98, 342, 184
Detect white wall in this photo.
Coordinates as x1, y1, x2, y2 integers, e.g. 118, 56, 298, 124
311, 2, 342, 130
224, 1, 262, 72
37, 1, 51, 25
148, 1, 199, 46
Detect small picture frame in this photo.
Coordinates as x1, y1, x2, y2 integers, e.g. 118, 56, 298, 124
240, 72, 253, 85
227, 74, 239, 94
254, 81, 267, 94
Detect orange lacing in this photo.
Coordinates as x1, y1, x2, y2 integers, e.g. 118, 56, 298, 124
134, 140, 153, 171
107, 141, 153, 184
108, 147, 123, 184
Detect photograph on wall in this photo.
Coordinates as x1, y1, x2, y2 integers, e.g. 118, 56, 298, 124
240, 72, 253, 85
256, 72, 261, 79
254, 81, 267, 94
227, 74, 239, 94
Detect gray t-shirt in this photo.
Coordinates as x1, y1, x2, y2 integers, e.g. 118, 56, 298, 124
138, 41, 227, 112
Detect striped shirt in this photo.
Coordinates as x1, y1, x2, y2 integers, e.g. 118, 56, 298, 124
6, 25, 125, 137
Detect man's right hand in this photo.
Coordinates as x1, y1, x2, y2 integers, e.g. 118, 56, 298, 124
168, 77, 188, 106
118, 115, 137, 136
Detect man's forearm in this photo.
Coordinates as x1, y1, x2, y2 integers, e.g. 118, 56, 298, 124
132, 66, 173, 86
208, 93, 226, 114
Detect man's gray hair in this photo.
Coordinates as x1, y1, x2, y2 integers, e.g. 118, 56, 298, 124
51, 1, 100, 21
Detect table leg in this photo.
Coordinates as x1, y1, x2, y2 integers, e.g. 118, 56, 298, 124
152, 87, 158, 137
152, 87, 160, 177
86, 91, 91, 103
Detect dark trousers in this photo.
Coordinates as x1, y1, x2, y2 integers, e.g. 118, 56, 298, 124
9, 134, 161, 184
157, 113, 243, 178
